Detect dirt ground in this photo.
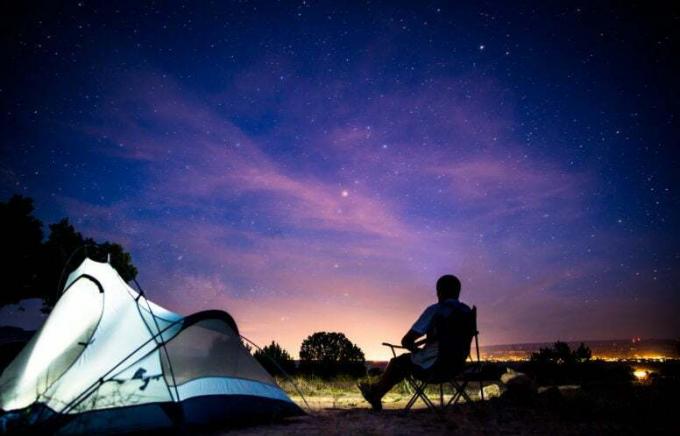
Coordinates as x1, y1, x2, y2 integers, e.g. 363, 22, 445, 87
205, 383, 678, 435
207, 402, 612, 436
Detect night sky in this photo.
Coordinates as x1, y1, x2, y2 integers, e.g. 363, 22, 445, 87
1, 1, 678, 359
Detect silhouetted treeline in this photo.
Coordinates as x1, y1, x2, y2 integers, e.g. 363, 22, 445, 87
299, 332, 366, 378
0, 195, 137, 311
525, 341, 632, 385
252, 333, 367, 378
530, 341, 592, 365
254, 341, 296, 376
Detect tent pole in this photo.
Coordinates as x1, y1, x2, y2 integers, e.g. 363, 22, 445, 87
240, 335, 312, 414
132, 277, 182, 404
54, 318, 183, 418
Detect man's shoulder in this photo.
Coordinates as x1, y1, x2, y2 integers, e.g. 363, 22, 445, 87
458, 300, 472, 311
419, 302, 441, 318
442, 299, 472, 313
411, 302, 442, 335
424, 302, 441, 311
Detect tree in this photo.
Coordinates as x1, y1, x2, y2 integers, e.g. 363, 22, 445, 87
299, 332, 365, 377
300, 332, 365, 363
0, 195, 138, 311
574, 342, 592, 362
241, 340, 253, 354
0, 195, 44, 307
254, 341, 295, 376
552, 341, 574, 364
530, 341, 592, 365
37, 219, 89, 307
528, 341, 600, 385
38, 219, 138, 309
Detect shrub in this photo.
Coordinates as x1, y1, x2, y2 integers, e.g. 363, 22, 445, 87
527, 341, 598, 385
254, 341, 296, 376
299, 332, 366, 378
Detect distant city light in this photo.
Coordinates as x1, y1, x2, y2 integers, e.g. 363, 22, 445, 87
633, 369, 649, 380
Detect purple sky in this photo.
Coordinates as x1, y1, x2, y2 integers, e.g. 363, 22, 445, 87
1, 2, 678, 359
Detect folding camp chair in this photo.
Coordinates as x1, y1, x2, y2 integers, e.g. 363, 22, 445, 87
382, 305, 484, 414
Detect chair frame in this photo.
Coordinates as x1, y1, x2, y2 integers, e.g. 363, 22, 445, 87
382, 305, 484, 414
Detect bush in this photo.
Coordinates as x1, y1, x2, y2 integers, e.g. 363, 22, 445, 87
254, 341, 296, 376
530, 341, 590, 366
299, 332, 366, 378
0, 195, 137, 311
526, 342, 633, 385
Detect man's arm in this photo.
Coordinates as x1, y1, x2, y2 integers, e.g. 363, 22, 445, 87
404, 303, 438, 351
401, 329, 423, 352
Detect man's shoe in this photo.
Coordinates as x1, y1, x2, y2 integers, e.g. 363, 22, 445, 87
358, 382, 383, 411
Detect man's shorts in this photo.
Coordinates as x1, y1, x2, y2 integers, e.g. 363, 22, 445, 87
410, 344, 438, 370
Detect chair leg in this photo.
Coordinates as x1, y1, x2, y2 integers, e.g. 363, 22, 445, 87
403, 379, 439, 413
448, 388, 461, 407
404, 378, 423, 411
439, 384, 444, 409
474, 332, 485, 401
459, 388, 473, 404
417, 384, 438, 412
448, 381, 469, 407
404, 390, 420, 411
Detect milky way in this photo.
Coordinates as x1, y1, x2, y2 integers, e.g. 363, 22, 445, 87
1, 2, 678, 359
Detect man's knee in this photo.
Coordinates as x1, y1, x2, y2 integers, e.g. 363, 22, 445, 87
392, 353, 413, 371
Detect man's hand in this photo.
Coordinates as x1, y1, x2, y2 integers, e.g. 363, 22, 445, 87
401, 329, 422, 352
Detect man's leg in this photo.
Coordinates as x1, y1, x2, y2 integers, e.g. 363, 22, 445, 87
359, 353, 413, 410
359, 353, 414, 410
372, 353, 413, 399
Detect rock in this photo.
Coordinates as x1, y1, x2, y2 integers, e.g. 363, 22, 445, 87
500, 368, 537, 399
483, 383, 502, 398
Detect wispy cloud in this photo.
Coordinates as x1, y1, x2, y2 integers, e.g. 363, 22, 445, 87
51, 70, 661, 358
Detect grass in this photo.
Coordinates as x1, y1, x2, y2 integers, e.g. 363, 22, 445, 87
274, 374, 495, 410
275, 375, 369, 409
210, 376, 680, 435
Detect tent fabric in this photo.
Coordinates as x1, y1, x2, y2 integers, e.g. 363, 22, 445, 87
0, 258, 302, 433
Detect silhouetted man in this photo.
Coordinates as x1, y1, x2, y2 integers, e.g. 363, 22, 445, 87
359, 274, 472, 410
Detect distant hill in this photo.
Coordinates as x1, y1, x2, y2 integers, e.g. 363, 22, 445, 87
481, 338, 679, 361
364, 338, 679, 366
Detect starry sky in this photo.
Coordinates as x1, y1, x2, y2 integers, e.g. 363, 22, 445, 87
1, 1, 678, 359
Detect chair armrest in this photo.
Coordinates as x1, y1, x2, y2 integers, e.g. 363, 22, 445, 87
381, 342, 407, 349
382, 340, 427, 349
382, 342, 409, 358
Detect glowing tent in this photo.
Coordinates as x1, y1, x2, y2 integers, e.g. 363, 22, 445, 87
0, 258, 302, 433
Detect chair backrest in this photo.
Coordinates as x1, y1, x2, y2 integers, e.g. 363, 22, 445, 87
431, 303, 477, 375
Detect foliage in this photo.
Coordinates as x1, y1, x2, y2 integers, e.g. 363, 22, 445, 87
530, 341, 592, 365
0, 195, 138, 311
0, 195, 44, 307
299, 332, 366, 378
254, 341, 296, 376
524, 341, 630, 385
241, 340, 253, 353
574, 342, 592, 362
300, 332, 365, 362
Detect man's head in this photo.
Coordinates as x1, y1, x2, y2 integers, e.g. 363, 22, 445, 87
436, 274, 461, 301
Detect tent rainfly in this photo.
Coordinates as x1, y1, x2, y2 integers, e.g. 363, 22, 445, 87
0, 258, 302, 433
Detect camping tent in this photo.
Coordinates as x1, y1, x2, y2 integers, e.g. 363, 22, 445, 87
0, 258, 302, 433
